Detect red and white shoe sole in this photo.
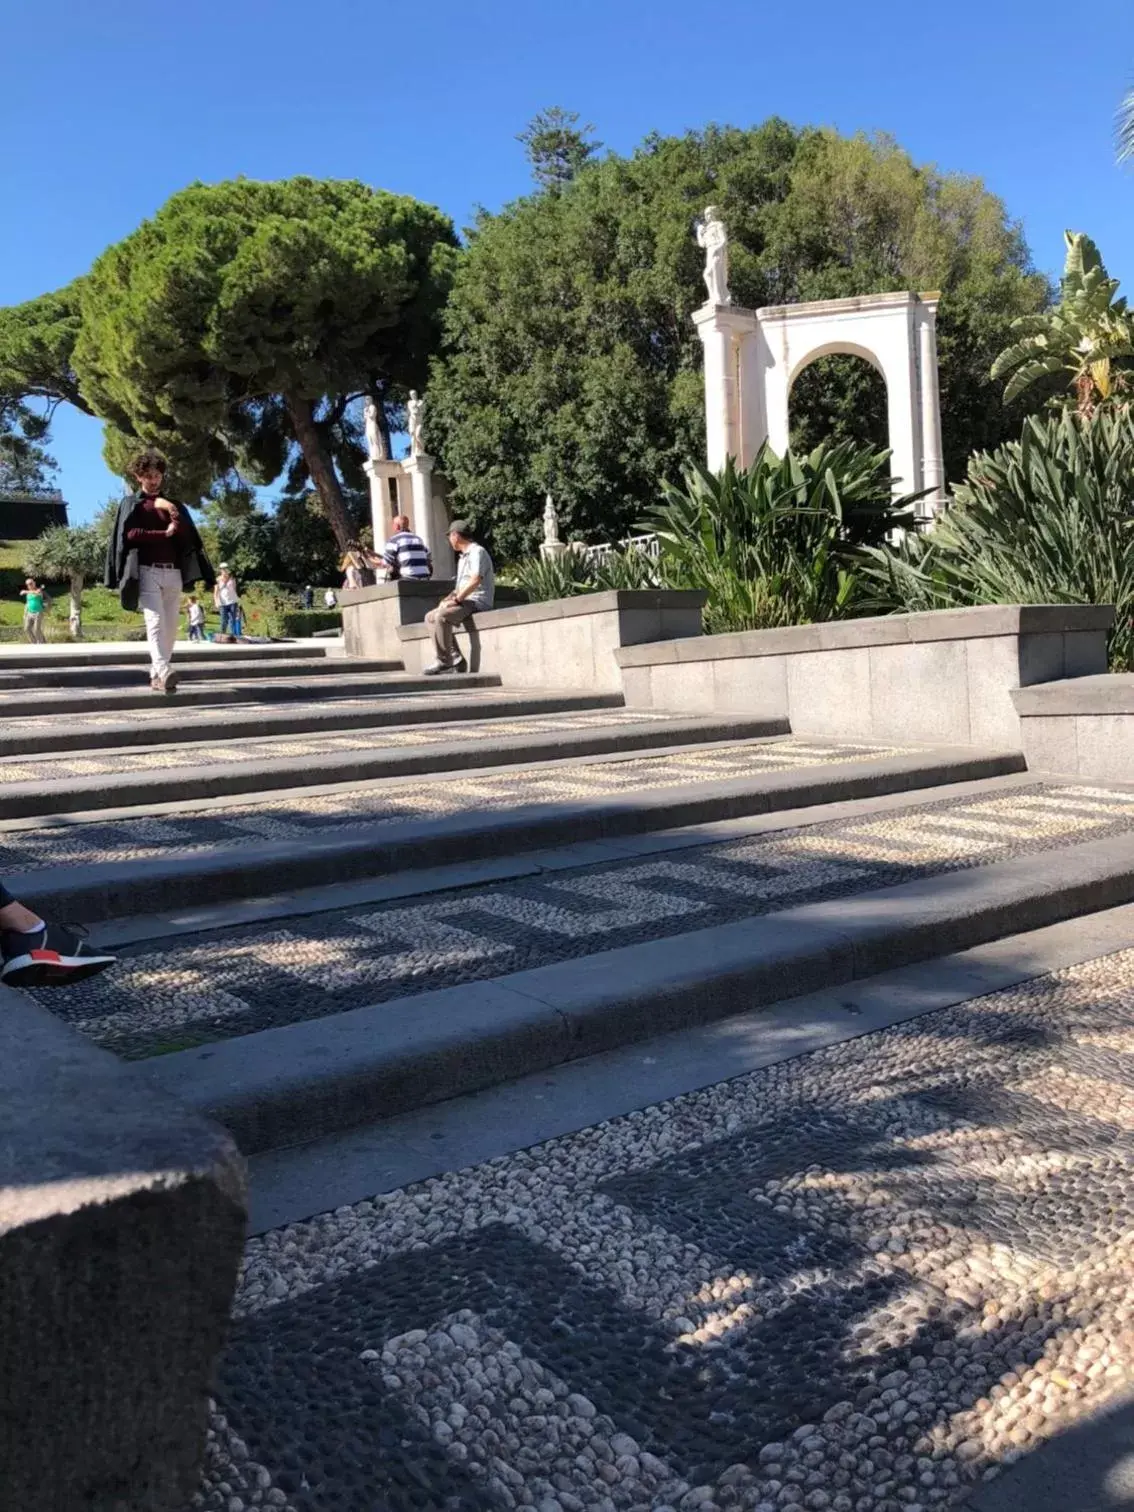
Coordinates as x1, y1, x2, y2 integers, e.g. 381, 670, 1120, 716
0, 950, 117, 988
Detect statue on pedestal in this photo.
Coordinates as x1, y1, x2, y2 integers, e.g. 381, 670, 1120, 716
539, 493, 568, 561
543, 494, 560, 547
407, 390, 425, 458
695, 206, 731, 307
363, 397, 385, 463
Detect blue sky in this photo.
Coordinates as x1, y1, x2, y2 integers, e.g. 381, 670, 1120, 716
2, 0, 1132, 523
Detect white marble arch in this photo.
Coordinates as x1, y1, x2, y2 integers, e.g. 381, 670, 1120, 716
694, 290, 946, 519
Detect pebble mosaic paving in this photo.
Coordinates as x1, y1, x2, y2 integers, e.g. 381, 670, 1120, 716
47, 782, 1134, 1058
0, 739, 908, 871
0, 710, 687, 784
193, 949, 1134, 1511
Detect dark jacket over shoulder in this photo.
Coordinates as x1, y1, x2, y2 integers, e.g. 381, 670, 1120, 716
104, 493, 215, 612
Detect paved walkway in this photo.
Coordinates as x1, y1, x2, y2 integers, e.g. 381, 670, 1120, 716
192, 946, 1134, 1511
46, 781, 1134, 1057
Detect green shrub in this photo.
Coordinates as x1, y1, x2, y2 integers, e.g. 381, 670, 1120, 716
263, 609, 342, 637
506, 544, 659, 604
640, 441, 920, 635
859, 409, 1134, 669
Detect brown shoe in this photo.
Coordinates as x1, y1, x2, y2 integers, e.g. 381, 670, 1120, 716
150, 677, 162, 692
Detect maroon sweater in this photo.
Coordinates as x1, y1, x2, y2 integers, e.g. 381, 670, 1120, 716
125, 495, 187, 567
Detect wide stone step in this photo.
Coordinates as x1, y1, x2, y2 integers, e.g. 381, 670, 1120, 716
127, 809, 1134, 1154
0, 689, 628, 756
0, 641, 329, 670
0, 716, 790, 818
0, 654, 400, 688
2, 669, 501, 718
5, 742, 1025, 921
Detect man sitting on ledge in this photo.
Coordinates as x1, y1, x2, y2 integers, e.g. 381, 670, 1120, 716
423, 519, 494, 675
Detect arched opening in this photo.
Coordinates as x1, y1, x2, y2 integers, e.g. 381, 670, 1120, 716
787, 348, 889, 458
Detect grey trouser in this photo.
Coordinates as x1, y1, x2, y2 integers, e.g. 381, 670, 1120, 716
23, 612, 45, 643
427, 601, 474, 664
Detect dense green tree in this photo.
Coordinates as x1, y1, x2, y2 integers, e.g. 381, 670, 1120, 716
0, 398, 57, 492
67, 177, 458, 550
992, 232, 1133, 415
427, 123, 1050, 559
518, 107, 601, 191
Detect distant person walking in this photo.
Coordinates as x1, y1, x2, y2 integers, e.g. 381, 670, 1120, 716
186, 594, 206, 641
324, 587, 338, 610
423, 520, 494, 675
19, 579, 47, 643
381, 514, 432, 582
302, 585, 314, 611
214, 565, 240, 636
105, 449, 214, 694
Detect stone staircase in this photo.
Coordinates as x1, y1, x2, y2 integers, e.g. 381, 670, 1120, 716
10, 633, 1134, 1512
6, 637, 1132, 1161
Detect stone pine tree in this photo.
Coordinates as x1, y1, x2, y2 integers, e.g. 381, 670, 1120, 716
70, 178, 459, 550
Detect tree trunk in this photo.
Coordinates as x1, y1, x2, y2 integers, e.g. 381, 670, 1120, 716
285, 394, 357, 551
69, 574, 83, 639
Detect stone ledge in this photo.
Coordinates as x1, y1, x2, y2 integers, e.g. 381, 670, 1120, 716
0, 989, 246, 1509
398, 589, 707, 640
340, 579, 455, 606
616, 605, 1116, 668
1013, 673, 1134, 717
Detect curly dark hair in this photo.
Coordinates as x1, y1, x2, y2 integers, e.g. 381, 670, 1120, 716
129, 447, 167, 477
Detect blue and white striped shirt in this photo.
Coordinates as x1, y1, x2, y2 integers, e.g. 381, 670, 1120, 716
382, 530, 433, 580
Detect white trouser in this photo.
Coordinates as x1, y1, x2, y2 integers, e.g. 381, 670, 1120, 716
138, 564, 182, 681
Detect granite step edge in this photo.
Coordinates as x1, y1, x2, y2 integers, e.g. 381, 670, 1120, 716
6, 748, 1026, 922
141, 829, 1134, 1154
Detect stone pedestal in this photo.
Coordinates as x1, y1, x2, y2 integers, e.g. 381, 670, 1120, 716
404, 452, 454, 578
364, 458, 402, 546
540, 541, 569, 562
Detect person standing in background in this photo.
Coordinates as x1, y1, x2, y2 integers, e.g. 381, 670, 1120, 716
19, 578, 47, 643
381, 514, 432, 581
303, 584, 314, 610
185, 594, 206, 641
214, 564, 240, 636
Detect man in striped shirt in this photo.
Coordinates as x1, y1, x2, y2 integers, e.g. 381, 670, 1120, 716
380, 515, 433, 581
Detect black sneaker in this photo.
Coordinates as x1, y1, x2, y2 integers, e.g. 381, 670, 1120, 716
0, 922, 116, 988
423, 658, 466, 676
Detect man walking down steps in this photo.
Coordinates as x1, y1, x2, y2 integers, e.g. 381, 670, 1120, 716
423, 519, 494, 675
0, 885, 115, 988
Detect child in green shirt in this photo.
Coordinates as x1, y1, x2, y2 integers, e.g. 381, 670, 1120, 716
19, 579, 46, 643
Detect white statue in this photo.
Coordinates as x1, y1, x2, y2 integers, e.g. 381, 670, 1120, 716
695, 206, 730, 307
363, 397, 384, 462
407, 390, 425, 457
543, 494, 560, 547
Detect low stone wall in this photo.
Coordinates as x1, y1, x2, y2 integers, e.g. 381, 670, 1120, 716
1013, 673, 1134, 781
397, 590, 707, 690
616, 605, 1113, 749
0, 988, 246, 1509
342, 581, 531, 663
341, 581, 454, 661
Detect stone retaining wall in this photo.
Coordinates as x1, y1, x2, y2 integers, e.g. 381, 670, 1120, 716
0, 988, 247, 1508
616, 605, 1113, 749
1012, 673, 1134, 781
397, 590, 707, 691
341, 581, 454, 661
